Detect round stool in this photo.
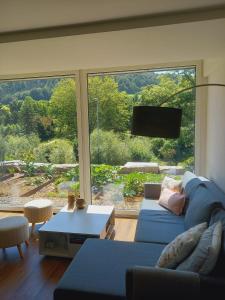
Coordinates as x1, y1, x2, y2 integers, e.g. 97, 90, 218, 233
0, 216, 29, 258
24, 199, 53, 235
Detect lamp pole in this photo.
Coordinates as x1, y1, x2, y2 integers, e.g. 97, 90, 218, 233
96, 98, 100, 165
159, 83, 225, 106
93, 97, 100, 164
131, 83, 225, 138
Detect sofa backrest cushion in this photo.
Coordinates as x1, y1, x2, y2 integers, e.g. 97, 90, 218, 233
177, 221, 222, 275
183, 177, 205, 200
203, 181, 225, 208
182, 171, 198, 190
209, 207, 225, 276
181, 172, 205, 214
184, 185, 221, 229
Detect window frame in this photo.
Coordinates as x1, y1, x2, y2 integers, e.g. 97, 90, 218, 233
0, 60, 205, 215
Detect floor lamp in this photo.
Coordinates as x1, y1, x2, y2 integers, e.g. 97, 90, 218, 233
131, 83, 225, 138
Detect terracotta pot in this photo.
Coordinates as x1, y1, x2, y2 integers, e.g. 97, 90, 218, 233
76, 198, 86, 209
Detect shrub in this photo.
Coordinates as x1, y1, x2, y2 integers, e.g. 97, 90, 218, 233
159, 140, 177, 162
54, 166, 79, 185
90, 129, 130, 165
34, 139, 75, 164
118, 172, 165, 197
0, 124, 22, 137
179, 156, 194, 171
121, 172, 144, 197
41, 164, 56, 179
91, 164, 120, 189
22, 161, 37, 177
150, 138, 165, 158
70, 181, 80, 196
64, 166, 79, 181
127, 136, 153, 161
5, 134, 40, 161
90, 163, 167, 198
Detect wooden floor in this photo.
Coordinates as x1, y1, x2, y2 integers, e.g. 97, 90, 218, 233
0, 212, 137, 300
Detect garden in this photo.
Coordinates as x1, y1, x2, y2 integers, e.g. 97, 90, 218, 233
0, 161, 181, 210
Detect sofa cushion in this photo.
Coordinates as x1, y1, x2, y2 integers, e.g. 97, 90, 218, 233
209, 207, 225, 276
203, 181, 225, 208
54, 239, 165, 300
161, 176, 182, 192
210, 206, 225, 228
156, 222, 207, 269
183, 178, 205, 200
177, 222, 222, 275
184, 185, 221, 229
158, 188, 185, 215
182, 171, 198, 190
141, 198, 167, 211
135, 210, 185, 244
182, 177, 205, 214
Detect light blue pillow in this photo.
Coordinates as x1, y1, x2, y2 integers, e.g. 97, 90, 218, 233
177, 221, 222, 275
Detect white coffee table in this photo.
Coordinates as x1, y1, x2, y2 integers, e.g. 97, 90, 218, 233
39, 205, 115, 258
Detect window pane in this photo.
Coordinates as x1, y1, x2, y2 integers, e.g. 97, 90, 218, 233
88, 67, 196, 212
0, 77, 79, 211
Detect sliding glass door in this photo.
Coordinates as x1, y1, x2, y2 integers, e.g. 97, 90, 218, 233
88, 67, 196, 212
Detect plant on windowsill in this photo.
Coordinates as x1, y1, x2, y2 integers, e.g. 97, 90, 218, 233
71, 182, 86, 209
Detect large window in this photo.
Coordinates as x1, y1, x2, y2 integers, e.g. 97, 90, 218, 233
88, 67, 196, 211
0, 76, 80, 210
0, 63, 200, 214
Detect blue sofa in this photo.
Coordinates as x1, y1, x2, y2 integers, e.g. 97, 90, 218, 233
54, 172, 225, 299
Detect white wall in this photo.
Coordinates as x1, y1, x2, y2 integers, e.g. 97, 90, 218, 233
204, 58, 225, 192
0, 18, 225, 75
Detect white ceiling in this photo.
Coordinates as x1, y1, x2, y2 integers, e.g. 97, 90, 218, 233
1, 0, 225, 33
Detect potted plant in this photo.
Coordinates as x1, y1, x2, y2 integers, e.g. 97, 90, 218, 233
71, 182, 86, 209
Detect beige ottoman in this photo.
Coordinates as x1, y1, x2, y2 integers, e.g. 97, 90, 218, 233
0, 216, 29, 258
24, 199, 53, 235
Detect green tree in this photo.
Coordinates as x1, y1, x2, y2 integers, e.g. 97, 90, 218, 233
139, 73, 195, 125
33, 139, 75, 164
34, 100, 54, 141
9, 99, 22, 124
0, 105, 11, 125
90, 129, 130, 165
128, 136, 154, 162
49, 79, 77, 140
5, 134, 40, 161
88, 76, 131, 133
139, 73, 195, 164
19, 96, 39, 135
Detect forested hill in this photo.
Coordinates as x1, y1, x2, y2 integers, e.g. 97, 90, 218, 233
0, 73, 159, 104
115, 72, 158, 94
0, 78, 61, 104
